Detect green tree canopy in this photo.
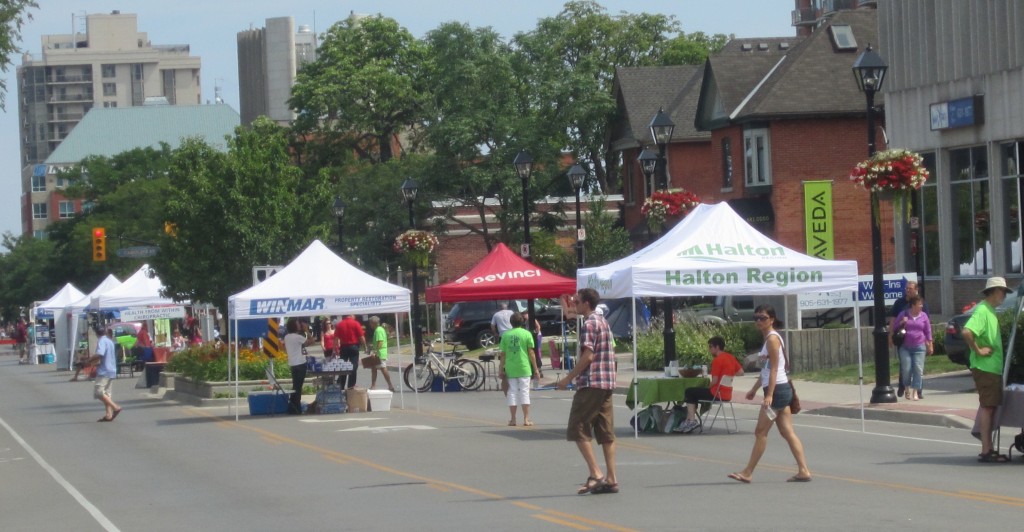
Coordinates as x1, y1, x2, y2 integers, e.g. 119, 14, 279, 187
0, 1, 37, 109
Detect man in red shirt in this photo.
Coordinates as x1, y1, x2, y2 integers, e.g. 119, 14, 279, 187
674, 336, 744, 433
334, 315, 367, 388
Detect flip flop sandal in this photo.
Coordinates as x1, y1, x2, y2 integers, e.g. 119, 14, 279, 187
110, 409, 122, 421
591, 481, 619, 494
727, 473, 751, 484
98, 417, 112, 422
978, 452, 1010, 463
786, 475, 812, 482
577, 476, 604, 495
523, 420, 534, 426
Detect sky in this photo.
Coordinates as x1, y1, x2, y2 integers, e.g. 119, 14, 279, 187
1, 0, 795, 239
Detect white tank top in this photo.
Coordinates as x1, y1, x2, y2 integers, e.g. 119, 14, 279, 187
758, 330, 789, 387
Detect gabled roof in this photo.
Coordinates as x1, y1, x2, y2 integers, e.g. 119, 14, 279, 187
610, 65, 706, 151
696, 8, 878, 130
46, 104, 240, 164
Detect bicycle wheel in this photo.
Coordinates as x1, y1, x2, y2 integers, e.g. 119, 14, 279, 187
404, 361, 434, 392
454, 359, 484, 391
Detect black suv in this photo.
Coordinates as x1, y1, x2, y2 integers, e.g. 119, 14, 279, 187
444, 299, 571, 349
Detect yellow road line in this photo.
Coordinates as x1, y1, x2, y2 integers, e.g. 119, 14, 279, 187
534, 513, 592, 530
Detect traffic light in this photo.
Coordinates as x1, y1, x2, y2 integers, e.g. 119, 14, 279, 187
92, 227, 106, 261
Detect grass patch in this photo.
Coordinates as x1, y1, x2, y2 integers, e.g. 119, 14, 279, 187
796, 356, 967, 384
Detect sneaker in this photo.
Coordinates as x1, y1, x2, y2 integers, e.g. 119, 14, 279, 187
677, 420, 699, 434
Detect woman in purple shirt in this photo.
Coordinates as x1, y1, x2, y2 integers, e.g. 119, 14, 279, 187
894, 295, 933, 400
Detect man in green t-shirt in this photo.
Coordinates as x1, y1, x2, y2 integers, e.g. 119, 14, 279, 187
499, 313, 541, 426
368, 316, 394, 392
962, 276, 1012, 463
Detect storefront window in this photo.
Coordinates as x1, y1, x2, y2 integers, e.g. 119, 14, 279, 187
950, 146, 991, 276
1001, 141, 1022, 273
917, 153, 939, 277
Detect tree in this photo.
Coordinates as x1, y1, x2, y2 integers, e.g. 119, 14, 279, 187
0, 1, 36, 109
581, 197, 631, 267
0, 232, 57, 320
290, 15, 427, 164
154, 118, 333, 308
661, 31, 729, 66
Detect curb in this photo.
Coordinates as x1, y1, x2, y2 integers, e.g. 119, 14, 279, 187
804, 405, 973, 429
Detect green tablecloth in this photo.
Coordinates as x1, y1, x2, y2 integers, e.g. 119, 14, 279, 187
625, 377, 710, 409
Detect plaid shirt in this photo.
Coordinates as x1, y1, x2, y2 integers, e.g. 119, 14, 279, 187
576, 311, 616, 390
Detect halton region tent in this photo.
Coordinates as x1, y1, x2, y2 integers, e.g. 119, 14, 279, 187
425, 243, 577, 303
227, 240, 411, 418
576, 202, 861, 435
34, 283, 86, 368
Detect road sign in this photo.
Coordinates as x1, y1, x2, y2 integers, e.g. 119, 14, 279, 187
115, 245, 159, 258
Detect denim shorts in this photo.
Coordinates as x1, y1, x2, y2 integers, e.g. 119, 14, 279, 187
765, 382, 793, 410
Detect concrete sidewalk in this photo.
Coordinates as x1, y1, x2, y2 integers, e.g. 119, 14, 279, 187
607, 353, 981, 429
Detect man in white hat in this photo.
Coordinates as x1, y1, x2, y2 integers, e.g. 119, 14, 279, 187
962, 276, 1012, 462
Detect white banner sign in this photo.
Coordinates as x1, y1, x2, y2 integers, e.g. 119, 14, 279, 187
120, 306, 187, 321
798, 272, 917, 310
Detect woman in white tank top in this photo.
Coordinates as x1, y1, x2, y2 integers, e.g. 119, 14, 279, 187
728, 304, 812, 484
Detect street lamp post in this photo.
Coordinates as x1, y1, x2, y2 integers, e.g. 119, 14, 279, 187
567, 164, 587, 268
332, 196, 346, 255
513, 150, 537, 340
650, 109, 676, 368
853, 45, 896, 404
400, 177, 423, 360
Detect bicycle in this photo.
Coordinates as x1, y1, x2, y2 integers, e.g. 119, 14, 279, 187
403, 340, 484, 392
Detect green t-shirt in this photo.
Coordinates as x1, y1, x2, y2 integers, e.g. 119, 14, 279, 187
499, 327, 535, 379
965, 301, 1003, 375
373, 326, 388, 360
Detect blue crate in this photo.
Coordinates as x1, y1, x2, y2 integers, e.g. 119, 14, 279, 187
247, 392, 289, 415
431, 376, 461, 392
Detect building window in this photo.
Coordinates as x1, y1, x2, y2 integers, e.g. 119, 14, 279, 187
103, 83, 116, 96
31, 175, 46, 192
916, 153, 940, 277
103, 101, 117, 108
32, 203, 48, 219
950, 146, 991, 276
162, 70, 177, 104
621, 152, 635, 206
33, 230, 47, 240
1000, 141, 1023, 273
59, 201, 75, 218
743, 128, 771, 186
721, 137, 733, 189
101, 64, 116, 78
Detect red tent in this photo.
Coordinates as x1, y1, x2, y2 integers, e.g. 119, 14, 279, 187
425, 243, 577, 303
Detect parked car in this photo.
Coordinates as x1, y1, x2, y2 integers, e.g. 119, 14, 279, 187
944, 288, 1019, 365
444, 299, 569, 349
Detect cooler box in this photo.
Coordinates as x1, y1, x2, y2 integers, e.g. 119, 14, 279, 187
367, 390, 393, 412
248, 392, 289, 415
431, 376, 461, 392
40, 353, 55, 364
346, 388, 369, 413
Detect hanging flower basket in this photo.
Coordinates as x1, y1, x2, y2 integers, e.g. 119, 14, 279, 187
393, 230, 438, 268
849, 149, 929, 222
641, 189, 701, 231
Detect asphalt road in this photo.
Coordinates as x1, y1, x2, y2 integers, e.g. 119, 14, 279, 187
2, 353, 1023, 532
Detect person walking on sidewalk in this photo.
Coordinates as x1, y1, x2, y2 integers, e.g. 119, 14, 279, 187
729, 305, 811, 483
890, 281, 929, 398
368, 316, 395, 392
14, 317, 28, 364
962, 276, 1012, 463
499, 312, 541, 426
556, 288, 619, 495
893, 296, 933, 401
88, 327, 122, 422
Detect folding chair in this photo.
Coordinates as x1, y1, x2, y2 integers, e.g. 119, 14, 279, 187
697, 375, 738, 434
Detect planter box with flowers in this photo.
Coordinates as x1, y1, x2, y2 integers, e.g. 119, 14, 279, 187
849, 148, 929, 221
394, 229, 439, 268
641, 189, 701, 231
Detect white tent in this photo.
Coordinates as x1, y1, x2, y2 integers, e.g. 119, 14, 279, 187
227, 240, 412, 418
578, 202, 859, 298
93, 264, 181, 309
62, 275, 122, 369
35, 283, 86, 368
576, 202, 862, 435
229, 240, 411, 318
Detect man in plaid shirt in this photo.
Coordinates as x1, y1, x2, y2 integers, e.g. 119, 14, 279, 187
557, 288, 619, 495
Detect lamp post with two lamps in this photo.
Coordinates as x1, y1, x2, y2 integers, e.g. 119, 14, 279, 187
567, 164, 587, 268
513, 150, 538, 337
332, 196, 346, 255
853, 44, 896, 404
400, 177, 423, 360
646, 109, 677, 368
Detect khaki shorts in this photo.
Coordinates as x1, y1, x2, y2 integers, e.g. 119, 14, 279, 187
566, 388, 615, 444
971, 368, 1003, 407
94, 376, 113, 400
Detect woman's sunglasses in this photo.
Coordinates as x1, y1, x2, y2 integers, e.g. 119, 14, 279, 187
753, 315, 771, 322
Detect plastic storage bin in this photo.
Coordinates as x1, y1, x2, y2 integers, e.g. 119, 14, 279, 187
247, 392, 289, 415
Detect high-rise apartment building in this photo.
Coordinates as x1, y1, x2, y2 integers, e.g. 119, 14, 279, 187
17, 11, 201, 236
237, 17, 317, 126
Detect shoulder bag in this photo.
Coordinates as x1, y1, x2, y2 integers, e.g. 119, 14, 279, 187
892, 312, 908, 348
